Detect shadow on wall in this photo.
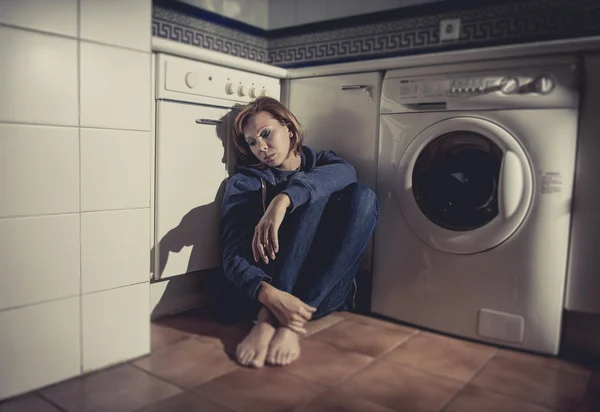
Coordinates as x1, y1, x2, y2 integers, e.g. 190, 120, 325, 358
150, 106, 244, 319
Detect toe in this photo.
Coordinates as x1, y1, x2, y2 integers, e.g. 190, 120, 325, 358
277, 350, 285, 365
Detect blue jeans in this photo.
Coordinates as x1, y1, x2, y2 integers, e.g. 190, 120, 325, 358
214, 182, 379, 322
263, 181, 379, 319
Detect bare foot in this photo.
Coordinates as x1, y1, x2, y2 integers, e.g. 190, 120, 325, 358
236, 308, 276, 368
267, 327, 300, 366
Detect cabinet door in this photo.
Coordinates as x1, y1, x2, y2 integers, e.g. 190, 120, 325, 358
155, 101, 228, 279
288, 72, 381, 286
287, 72, 382, 191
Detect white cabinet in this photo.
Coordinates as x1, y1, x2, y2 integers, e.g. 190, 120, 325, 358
0, 124, 79, 218
81, 209, 150, 294
288, 72, 382, 191
80, 43, 151, 131
82, 283, 150, 372
154, 102, 228, 280
0, 297, 81, 400
0, 0, 77, 37
80, 128, 151, 211
0, 26, 78, 126
0, 215, 80, 310
288, 72, 382, 274
80, 0, 151, 52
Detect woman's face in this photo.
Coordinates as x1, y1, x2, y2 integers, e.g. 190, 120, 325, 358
243, 111, 292, 168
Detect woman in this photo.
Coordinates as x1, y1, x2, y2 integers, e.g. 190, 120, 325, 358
220, 97, 379, 368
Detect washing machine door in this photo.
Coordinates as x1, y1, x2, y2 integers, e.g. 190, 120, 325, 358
397, 116, 533, 254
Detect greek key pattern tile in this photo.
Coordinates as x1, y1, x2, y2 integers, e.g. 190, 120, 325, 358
152, 0, 600, 68
152, 6, 268, 63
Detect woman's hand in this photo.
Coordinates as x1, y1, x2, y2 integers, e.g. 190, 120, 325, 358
258, 282, 317, 334
253, 194, 291, 264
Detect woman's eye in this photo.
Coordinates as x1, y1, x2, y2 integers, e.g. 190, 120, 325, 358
247, 140, 256, 147
260, 130, 271, 138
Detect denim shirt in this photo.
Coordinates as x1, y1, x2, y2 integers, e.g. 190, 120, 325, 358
219, 146, 357, 300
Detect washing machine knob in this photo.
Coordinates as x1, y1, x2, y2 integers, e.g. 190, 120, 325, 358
237, 84, 246, 97
531, 75, 555, 94
500, 77, 519, 94
260, 88, 268, 97
249, 87, 257, 99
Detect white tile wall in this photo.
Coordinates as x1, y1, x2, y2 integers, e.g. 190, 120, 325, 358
81, 209, 150, 294
268, 0, 439, 29
80, 42, 151, 131
0, 124, 79, 218
80, 128, 151, 211
0, 26, 78, 126
0, 297, 81, 400
180, 0, 269, 29
0, 0, 77, 37
0, 214, 80, 310
82, 283, 150, 372
80, 0, 151, 52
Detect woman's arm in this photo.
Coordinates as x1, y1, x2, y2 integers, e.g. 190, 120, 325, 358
220, 175, 272, 300
282, 150, 357, 211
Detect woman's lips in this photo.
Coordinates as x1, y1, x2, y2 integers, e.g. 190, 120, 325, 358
264, 154, 275, 162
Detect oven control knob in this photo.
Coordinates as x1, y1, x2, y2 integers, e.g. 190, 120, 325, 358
531, 75, 555, 94
249, 87, 257, 99
225, 82, 235, 95
260, 88, 268, 97
185, 72, 199, 89
237, 84, 246, 97
500, 77, 519, 94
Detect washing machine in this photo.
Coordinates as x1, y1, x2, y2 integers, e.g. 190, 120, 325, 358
372, 56, 579, 355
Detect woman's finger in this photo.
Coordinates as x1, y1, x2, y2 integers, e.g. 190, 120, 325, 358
266, 228, 276, 260
299, 307, 314, 321
272, 225, 280, 254
256, 226, 269, 264
252, 229, 259, 263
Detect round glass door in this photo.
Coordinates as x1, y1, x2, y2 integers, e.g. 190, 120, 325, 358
412, 132, 503, 231
397, 116, 533, 255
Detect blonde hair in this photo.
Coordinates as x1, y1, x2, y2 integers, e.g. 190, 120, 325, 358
232, 97, 305, 168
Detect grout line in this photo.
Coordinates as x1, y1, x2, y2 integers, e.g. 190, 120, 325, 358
438, 349, 499, 412
35, 391, 70, 412
0, 212, 80, 221
0, 294, 81, 313
77, 0, 83, 376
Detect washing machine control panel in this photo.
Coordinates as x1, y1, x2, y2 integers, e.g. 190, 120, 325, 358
383, 63, 578, 111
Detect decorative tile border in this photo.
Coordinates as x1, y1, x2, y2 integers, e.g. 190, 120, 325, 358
152, 0, 600, 68
152, 5, 268, 63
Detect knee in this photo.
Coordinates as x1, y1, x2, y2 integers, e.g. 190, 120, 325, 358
344, 182, 379, 218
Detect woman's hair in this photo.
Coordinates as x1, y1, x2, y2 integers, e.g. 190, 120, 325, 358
232, 96, 306, 167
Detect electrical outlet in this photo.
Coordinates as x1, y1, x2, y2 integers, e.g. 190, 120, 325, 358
439, 18, 461, 42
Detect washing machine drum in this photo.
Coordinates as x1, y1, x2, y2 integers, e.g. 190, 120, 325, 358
397, 117, 533, 255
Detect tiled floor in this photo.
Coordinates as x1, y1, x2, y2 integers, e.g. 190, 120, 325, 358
1, 309, 599, 412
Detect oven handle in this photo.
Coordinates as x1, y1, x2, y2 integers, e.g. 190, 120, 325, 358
196, 119, 223, 125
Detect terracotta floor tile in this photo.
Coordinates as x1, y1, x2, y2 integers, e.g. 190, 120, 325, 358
310, 319, 416, 357
197, 322, 253, 355
346, 313, 420, 333
194, 367, 326, 412
0, 394, 62, 412
153, 309, 225, 338
579, 373, 600, 412
471, 351, 590, 411
133, 339, 239, 388
499, 348, 591, 376
285, 339, 374, 386
292, 389, 397, 412
443, 386, 557, 412
384, 332, 496, 382
303, 314, 345, 338
138, 392, 232, 412
39, 364, 181, 412
337, 359, 463, 411
151, 323, 191, 351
